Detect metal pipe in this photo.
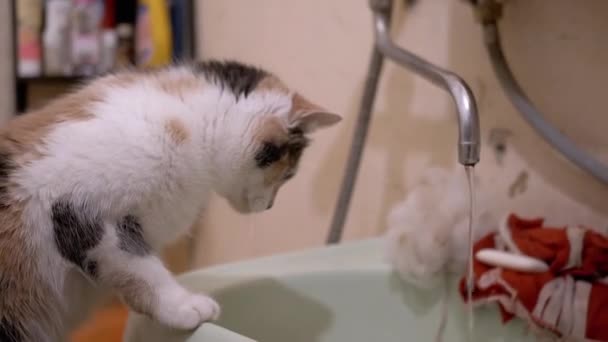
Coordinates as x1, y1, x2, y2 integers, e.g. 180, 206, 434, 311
483, 23, 608, 185
326, 43, 386, 245
372, 5, 481, 166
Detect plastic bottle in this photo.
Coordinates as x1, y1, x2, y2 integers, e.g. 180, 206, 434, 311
16, 0, 43, 77
99, 0, 117, 73
71, 0, 104, 76
136, 0, 173, 68
43, 0, 72, 76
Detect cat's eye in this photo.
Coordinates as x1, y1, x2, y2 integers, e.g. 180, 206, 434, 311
255, 142, 284, 168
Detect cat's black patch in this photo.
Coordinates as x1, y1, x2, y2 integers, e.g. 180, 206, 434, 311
254, 129, 310, 169
52, 200, 103, 271
255, 143, 285, 168
0, 152, 15, 209
196, 60, 268, 98
117, 215, 150, 256
85, 260, 98, 278
0, 318, 22, 342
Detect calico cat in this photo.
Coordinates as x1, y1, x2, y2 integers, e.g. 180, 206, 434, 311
0, 60, 341, 341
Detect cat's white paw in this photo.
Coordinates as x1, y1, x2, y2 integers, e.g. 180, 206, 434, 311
188, 294, 221, 322
155, 291, 221, 330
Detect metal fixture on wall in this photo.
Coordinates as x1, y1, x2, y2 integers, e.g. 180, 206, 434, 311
472, 0, 608, 185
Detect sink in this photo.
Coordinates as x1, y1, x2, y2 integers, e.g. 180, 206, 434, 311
123, 239, 534, 342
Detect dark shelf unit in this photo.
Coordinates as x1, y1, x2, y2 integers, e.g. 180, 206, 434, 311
17, 76, 88, 82
15, 76, 90, 113
11, 0, 198, 114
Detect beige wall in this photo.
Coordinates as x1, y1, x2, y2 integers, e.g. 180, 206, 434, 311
192, 0, 608, 266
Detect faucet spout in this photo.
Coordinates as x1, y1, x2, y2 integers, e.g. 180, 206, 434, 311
371, 1, 480, 166
326, 0, 481, 244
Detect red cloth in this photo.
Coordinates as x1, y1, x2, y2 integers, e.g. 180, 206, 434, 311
460, 214, 608, 341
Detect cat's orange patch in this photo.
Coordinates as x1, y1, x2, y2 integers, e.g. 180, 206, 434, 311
165, 118, 190, 145
2, 87, 102, 165
0, 201, 60, 339
254, 116, 288, 145
156, 76, 203, 97
263, 156, 291, 186
97, 72, 138, 88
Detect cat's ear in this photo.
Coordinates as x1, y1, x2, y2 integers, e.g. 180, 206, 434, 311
289, 93, 341, 133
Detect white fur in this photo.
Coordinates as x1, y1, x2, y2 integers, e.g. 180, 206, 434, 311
11, 68, 302, 339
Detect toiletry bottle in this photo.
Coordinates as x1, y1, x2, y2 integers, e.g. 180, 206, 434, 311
115, 0, 137, 67
71, 0, 104, 76
17, 0, 43, 77
115, 24, 134, 68
136, 0, 173, 68
43, 0, 73, 76
99, 0, 117, 73
169, 0, 184, 61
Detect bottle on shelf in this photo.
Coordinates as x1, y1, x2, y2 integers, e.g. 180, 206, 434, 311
70, 0, 104, 76
114, 0, 136, 68
99, 0, 117, 73
136, 0, 173, 68
43, 0, 73, 76
16, 0, 43, 78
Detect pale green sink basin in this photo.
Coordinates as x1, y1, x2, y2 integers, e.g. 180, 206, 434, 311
123, 239, 534, 341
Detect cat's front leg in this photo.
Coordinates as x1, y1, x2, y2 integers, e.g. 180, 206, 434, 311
105, 255, 220, 329
90, 219, 220, 330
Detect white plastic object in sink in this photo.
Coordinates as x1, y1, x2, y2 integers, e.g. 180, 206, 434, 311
475, 248, 549, 273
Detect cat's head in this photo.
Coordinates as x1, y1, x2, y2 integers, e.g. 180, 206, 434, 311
199, 60, 341, 213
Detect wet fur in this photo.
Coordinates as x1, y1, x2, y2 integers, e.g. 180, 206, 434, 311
0, 61, 340, 341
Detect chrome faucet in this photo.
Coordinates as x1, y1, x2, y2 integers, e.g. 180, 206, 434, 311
327, 0, 481, 244
371, 0, 480, 166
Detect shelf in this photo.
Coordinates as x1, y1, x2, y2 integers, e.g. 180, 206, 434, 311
17, 76, 90, 83
11, 0, 197, 113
